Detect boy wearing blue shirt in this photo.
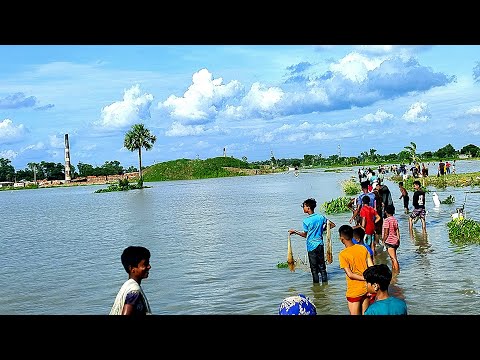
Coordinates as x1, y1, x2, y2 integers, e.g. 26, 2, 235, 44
363, 264, 407, 315
289, 198, 336, 284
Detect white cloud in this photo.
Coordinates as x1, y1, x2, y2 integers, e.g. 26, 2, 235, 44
362, 109, 394, 123
329, 52, 384, 82
0, 149, 18, 159
466, 106, 480, 115
0, 119, 26, 144
195, 141, 210, 149
159, 68, 242, 123
164, 121, 224, 137
97, 84, 154, 129
241, 82, 283, 112
165, 122, 206, 136
21, 142, 45, 151
467, 122, 480, 135
402, 102, 430, 122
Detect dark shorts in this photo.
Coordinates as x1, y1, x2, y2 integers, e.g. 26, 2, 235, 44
346, 293, 368, 303
403, 195, 409, 208
410, 208, 426, 220
385, 242, 399, 249
375, 218, 383, 235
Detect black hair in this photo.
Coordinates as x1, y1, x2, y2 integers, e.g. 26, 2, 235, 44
338, 224, 353, 240
398, 181, 403, 186
360, 181, 369, 190
363, 264, 392, 291
362, 195, 371, 204
352, 226, 365, 240
413, 180, 421, 186
303, 198, 316, 211
121, 246, 151, 274
385, 204, 395, 215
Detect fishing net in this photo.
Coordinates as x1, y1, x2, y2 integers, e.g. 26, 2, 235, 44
325, 220, 333, 264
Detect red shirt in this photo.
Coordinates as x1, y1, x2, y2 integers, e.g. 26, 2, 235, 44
359, 205, 377, 235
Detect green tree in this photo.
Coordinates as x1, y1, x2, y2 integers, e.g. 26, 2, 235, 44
124, 123, 157, 183
435, 143, 457, 159
404, 142, 418, 163
0, 158, 15, 181
460, 144, 480, 157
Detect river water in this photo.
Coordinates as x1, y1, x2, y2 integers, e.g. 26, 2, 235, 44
1, 160, 479, 315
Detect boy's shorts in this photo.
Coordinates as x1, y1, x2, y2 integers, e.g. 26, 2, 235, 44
363, 234, 375, 246
410, 208, 426, 220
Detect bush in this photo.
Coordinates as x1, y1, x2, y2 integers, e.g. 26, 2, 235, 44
341, 178, 360, 195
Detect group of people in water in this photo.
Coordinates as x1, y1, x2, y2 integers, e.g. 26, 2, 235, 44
287, 188, 407, 315
109, 164, 436, 316
282, 164, 435, 315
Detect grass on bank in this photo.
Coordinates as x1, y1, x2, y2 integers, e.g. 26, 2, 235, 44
142, 157, 278, 182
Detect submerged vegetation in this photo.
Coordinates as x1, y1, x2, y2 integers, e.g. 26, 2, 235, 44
391, 172, 480, 190
321, 196, 352, 214
440, 195, 455, 204
94, 179, 145, 193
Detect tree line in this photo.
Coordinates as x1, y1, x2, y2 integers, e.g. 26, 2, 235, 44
1, 141, 479, 183
0, 123, 157, 183
0, 159, 139, 182
253, 143, 480, 168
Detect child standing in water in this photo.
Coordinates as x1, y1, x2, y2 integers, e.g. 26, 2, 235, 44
289, 198, 336, 284
338, 224, 374, 315
398, 181, 409, 214
383, 204, 400, 273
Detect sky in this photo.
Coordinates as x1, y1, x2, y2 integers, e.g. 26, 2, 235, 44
0, 45, 479, 170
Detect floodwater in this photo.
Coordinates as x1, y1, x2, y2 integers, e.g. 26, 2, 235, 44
0, 160, 478, 315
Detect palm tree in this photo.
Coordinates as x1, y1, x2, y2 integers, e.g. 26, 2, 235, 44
124, 123, 157, 184
404, 142, 418, 164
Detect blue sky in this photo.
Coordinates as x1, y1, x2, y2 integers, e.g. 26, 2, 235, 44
0, 45, 479, 170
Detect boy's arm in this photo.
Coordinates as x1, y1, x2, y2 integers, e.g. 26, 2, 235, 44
366, 255, 374, 267
342, 266, 365, 281
360, 215, 366, 229
374, 212, 381, 224
383, 225, 389, 243
350, 204, 360, 223
288, 229, 306, 238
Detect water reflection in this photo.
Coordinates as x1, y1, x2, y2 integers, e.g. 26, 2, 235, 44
389, 272, 406, 301
409, 228, 432, 254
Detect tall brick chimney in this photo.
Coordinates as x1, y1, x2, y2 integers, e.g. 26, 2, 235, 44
65, 134, 71, 182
